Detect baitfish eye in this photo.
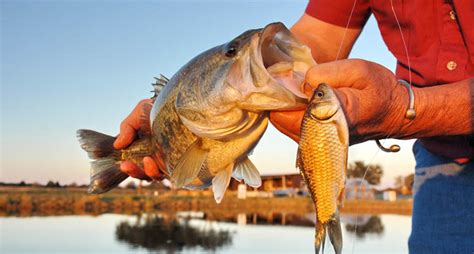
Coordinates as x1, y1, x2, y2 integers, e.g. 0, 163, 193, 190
225, 42, 239, 57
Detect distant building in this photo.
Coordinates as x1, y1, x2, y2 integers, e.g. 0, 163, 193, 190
237, 184, 247, 199
228, 173, 305, 197
381, 189, 398, 201
229, 174, 380, 199
259, 173, 304, 192
345, 178, 375, 200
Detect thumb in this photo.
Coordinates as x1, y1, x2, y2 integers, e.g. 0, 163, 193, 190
305, 59, 369, 91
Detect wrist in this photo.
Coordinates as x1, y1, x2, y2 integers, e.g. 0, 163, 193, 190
397, 79, 473, 138
367, 80, 409, 142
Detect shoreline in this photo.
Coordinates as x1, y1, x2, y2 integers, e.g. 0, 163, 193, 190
0, 186, 412, 217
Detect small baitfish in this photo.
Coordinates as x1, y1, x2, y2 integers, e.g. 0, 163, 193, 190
77, 22, 316, 203
297, 83, 349, 254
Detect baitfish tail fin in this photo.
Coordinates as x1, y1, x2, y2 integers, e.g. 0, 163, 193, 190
77, 129, 128, 194
315, 220, 326, 254
327, 213, 343, 254
314, 215, 343, 254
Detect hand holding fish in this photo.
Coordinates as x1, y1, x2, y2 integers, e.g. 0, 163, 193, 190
114, 99, 163, 181
271, 59, 408, 144
271, 59, 473, 145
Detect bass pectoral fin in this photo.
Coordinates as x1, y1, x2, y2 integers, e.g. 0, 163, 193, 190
234, 156, 261, 188
172, 139, 208, 188
212, 164, 233, 204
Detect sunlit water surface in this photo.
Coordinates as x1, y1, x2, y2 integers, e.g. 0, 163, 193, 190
1, 213, 410, 253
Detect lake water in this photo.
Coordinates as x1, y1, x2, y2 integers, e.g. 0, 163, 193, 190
1, 213, 410, 253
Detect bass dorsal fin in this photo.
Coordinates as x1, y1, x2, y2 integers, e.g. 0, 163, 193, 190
151, 74, 169, 99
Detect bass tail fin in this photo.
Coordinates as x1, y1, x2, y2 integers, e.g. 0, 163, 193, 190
77, 129, 128, 194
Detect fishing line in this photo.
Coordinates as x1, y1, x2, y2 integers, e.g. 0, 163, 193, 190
390, 0, 412, 86
335, 0, 359, 61
329, 0, 413, 252
304, 0, 412, 251
330, 0, 369, 252
353, 2, 412, 253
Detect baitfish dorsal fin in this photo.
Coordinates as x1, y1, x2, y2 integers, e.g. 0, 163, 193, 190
296, 148, 303, 171
172, 139, 208, 188
232, 156, 261, 188
212, 164, 233, 203
151, 74, 169, 99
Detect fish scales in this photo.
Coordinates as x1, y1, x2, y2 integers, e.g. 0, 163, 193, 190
299, 113, 345, 223
297, 83, 348, 254
77, 23, 315, 203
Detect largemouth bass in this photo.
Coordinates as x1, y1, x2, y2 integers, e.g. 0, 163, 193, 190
297, 83, 348, 254
77, 22, 315, 203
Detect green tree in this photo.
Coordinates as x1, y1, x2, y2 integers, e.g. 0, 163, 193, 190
404, 173, 415, 192
45, 180, 61, 188
347, 161, 383, 185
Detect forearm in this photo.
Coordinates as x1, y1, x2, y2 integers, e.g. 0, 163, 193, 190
290, 14, 361, 63
398, 78, 473, 138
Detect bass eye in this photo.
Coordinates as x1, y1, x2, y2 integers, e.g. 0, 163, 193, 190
225, 43, 239, 57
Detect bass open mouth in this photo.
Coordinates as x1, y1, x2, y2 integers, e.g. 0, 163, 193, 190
258, 22, 315, 100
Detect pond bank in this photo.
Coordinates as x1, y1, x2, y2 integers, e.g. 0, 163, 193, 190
0, 187, 412, 217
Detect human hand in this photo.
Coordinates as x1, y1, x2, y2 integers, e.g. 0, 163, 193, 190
114, 99, 164, 181
270, 59, 409, 145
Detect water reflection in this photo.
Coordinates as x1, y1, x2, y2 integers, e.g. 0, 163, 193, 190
115, 213, 233, 253
230, 212, 315, 226
115, 212, 384, 253
343, 215, 384, 238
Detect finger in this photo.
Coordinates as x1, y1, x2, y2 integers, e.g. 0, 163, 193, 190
125, 99, 154, 129
143, 157, 163, 180
120, 161, 151, 181
305, 59, 369, 90
114, 123, 136, 149
269, 110, 304, 143
113, 99, 154, 149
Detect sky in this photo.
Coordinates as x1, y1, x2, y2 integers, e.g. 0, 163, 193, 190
1, 0, 415, 187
